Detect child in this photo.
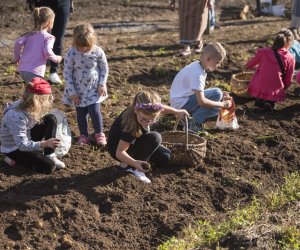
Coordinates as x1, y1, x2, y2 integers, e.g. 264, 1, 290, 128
170, 42, 231, 133
0, 78, 65, 173
62, 23, 109, 146
107, 90, 189, 183
14, 7, 62, 82
246, 29, 295, 111
289, 39, 300, 69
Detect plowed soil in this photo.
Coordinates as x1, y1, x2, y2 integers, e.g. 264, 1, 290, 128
0, 0, 299, 249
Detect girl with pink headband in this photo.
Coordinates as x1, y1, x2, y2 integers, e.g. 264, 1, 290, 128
107, 90, 189, 183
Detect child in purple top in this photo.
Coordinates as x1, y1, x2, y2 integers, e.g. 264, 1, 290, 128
14, 7, 62, 82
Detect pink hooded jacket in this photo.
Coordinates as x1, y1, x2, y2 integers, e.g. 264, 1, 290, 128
246, 47, 295, 102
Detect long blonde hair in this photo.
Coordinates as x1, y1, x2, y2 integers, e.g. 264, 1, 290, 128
33, 7, 55, 31
73, 23, 97, 50
18, 84, 53, 122
122, 90, 162, 137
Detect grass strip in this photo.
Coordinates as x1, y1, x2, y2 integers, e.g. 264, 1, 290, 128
158, 172, 300, 250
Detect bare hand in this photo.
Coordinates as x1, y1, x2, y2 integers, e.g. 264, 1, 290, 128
223, 92, 231, 101
70, 95, 80, 106
175, 109, 189, 119
134, 160, 149, 173
45, 138, 61, 149
98, 85, 107, 97
222, 99, 232, 109
56, 55, 63, 63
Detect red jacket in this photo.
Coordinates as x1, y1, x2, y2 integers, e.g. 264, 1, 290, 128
246, 47, 295, 102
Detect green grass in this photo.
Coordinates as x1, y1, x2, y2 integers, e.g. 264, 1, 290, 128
279, 226, 300, 250
158, 172, 300, 250
213, 80, 231, 92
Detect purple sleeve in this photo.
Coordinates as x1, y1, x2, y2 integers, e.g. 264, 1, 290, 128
14, 36, 26, 63
44, 36, 58, 63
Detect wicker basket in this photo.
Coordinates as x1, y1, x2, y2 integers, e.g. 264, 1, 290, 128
230, 72, 253, 97
161, 116, 207, 167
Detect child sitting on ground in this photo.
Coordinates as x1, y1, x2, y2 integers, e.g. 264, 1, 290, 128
169, 42, 232, 133
14, 7, 62, 82
0, 78, 65, 173
107, 90, 189, 183
62, 23, 109, 146
246, 28, 295, 111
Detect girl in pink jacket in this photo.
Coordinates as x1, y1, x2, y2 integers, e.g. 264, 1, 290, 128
246, 29, 295, 110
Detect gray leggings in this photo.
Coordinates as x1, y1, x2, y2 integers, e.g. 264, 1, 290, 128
19, 71, 41, 82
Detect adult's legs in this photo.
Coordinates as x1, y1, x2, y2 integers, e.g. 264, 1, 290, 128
49, 0, 70, 73
30, 114, 57, 155
35, 0, 70, 73
6, 150, 55, 173
87, 103, 103, 134
75, 106, 89, 137
182, 88, 223, 124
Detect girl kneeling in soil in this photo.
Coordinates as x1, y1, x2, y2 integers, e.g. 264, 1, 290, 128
0, 78, 65, 173
62, 23, 109, 146
107, 90, 189, 183
245, 29, 295, 111
14, 7, 62, 82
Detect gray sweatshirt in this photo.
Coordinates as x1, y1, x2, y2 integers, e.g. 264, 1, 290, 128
0, 101, 41, 153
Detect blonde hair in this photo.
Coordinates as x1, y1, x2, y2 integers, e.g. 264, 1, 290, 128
202, 42, 227, 62
18, 83, 53, 122
33, 7, 55, 31
73, 23, 97, 50
122, 90, 162, 137
272, 29, 294, 50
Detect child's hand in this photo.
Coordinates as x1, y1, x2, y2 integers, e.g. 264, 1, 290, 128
134, 160, 149, 172
223, 92, 231, 101
56, 55, 63, 63
98, 85, 107, 97
70, 95, 80, 106
222, 99, 232, 109
175, 109, 189, 119
42, 138, 61, 149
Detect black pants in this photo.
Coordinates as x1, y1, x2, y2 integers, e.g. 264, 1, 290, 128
35, 0, 70, 73
254, 98, 275, 108
6, 114, 57, 173
110, 132, 172, 168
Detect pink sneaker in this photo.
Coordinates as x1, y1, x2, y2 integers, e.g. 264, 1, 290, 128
95, 132, 107, 146
77, 135, 90, 145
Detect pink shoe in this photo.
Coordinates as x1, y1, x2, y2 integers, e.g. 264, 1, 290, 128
95, 132, 107, 146
78, 135, 90, 145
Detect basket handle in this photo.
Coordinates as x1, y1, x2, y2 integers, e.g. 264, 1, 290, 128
173, 115, 189, 150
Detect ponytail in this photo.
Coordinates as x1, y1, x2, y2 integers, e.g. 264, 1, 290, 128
32, 7, 55, 31
272, 28, 294, 50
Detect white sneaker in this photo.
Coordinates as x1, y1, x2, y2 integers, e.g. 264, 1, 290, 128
46, 153, 66, 169
49, 73, 62, 84
126, 168, 151, 183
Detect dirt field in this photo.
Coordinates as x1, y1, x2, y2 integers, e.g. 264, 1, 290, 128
0, 0, 299, 249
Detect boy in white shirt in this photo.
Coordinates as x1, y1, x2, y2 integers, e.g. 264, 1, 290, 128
170, 42, 232, 133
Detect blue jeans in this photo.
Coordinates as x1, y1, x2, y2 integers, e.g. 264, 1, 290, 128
182, 88, 223, 124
